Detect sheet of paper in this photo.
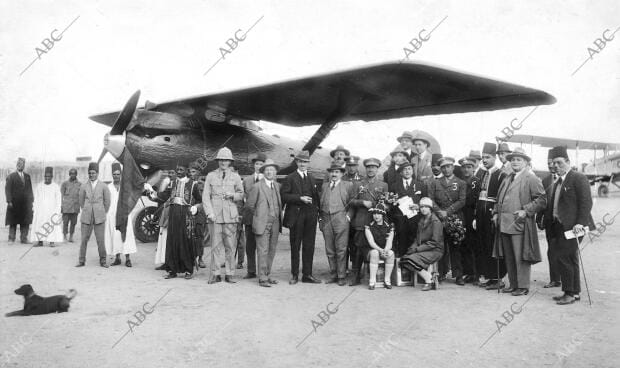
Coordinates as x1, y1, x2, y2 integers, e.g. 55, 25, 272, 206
397, 196, 417, 218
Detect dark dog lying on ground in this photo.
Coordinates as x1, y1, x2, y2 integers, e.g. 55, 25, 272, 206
5, 284, 77, 317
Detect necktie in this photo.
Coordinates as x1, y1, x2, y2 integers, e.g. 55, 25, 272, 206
19, 172, 24, 182
330, 182, 335, 190
254, 174, 258, 183
405, 180, 410, 190
552, 177, 563, 219
222, 171, 226, 179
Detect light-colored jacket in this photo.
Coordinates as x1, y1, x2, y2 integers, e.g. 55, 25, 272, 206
245, 179, 282, 234
495, 169, 546, 235
202, 168, 244, 223
79, 180, 111, 225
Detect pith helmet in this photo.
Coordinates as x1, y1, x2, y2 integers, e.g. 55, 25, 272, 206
215, 147, 234, 161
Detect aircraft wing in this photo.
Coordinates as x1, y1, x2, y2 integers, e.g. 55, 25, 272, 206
90, 62, 556, 127
510, 134, 620, 151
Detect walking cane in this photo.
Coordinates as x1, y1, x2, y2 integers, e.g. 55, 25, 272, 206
575, 236, 592, 306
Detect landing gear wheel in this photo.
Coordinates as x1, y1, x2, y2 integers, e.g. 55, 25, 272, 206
134, 206, 160, 243
598, 184, 609, 197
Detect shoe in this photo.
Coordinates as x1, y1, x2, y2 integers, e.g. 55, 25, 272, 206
463, 275, 475, 283
100, 263, 109, 268
289, 276, 299, 285
544, 281, 561, 288
511, 288, 529, 296
556, 295, 576, 305
349, 274, 361, 286
368, 284, 375, 290
337, 279, 346, 286
325, 278, 339, 284
243, 273, 257, 279
422, 283, 433, 291
501, 287, 515, 293
236, 264, 243, 269
574, 294, 581, 301
456, 277, 465, 286
224, 275, 236, 283
125, 259, 132, 268
164, 272, 177, 279
208, 275, 222, 284
486, 281, 506, 290
34, 241, 43, 247
69, 234, 74, 242
301, 275, 322, 284
385, 284, 392, 289
184, 272, 193, 280
49, 242, 55, 247
111, 258, 122, 266
552, 293, 567, 301
155, 265, 167, 271
75, 262, 85, 267
259, 280, 271, 287
198, 259, 206, 268
268, 279, 278, 285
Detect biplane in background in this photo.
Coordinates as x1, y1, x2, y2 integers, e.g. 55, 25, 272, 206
510, 134, 620, 197
89, 62, 556, 242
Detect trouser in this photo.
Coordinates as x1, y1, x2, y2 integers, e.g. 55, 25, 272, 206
346, 227, 356, 270
9, 224, 30, 242
255, 220, 279, 281
209, 223, 237, 276
351, 230, 366, 276
79, 222, 106, 263
393, 215, 418, 257
245, 224, 257, 274
194, 222, 205, 258
62, 213, 78, 236
236, 223, 245, 265
500, 232, 531, 289
447, 239, 464, 279
476, 201, 507, 281
548, 221, 581, 295
544, 227, 562, 283
289, 208, 317, 277
321, 212, 349, 279
462, 211, 478, 277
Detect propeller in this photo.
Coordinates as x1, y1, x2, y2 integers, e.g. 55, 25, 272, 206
97, 90, 141, 163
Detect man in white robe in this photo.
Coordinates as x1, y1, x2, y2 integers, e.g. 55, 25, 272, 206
104, 162, 137, 267
30, 167, 63, 246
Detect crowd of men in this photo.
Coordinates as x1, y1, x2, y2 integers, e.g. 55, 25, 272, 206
4, 130, 594, 305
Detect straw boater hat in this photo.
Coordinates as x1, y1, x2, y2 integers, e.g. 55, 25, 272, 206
363, 158, 381, 168
397, 131, 414, 143
215, 147, 234, 161
251, 153, 267, 163
496, 142, 511, 154
438, 157, 455, 167
259, 159, 279, 173
506, 147, 531, 162
294, 150, 311, 162
369, 203, 387, 215
111, 162, 122, 173
327, 162, 346, 172
330, 145, 350, 158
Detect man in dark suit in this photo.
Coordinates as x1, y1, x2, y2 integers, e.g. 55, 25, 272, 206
544, 146, 595, 305
459, 157, 481, 283
241, 153, 266, 279
281, 150, 321, 284
392, 162, 427, 257
5, 157, 34, 244
536, 149, 562, 288
383, 149, 409, 192
245, 159, 282, 287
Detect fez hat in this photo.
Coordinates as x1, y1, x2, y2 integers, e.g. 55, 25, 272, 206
397, 162, 414, 173
411, 131, 431, 147
390, 149, 408, 157
295, 150, 311, 162
458, 157, 475, 167
482, 142, 497, 156
330, 145, 350, 158
259, 159, 279, 173
44, 166, 53, 175
345, 155, 360, 166
88, 162, 99, 172
468, 150, 482, 161
438, 157, 455, 167
327, 162, 346, 172
369, 203, 387, 215
363, 158, 381, 168
111, 162, 122, 173
419, 197, 433, 208
215, 147, 234, 161
431, 153, 443, 166
549, 146, 569, 160
397, 131, 414, 143
506, 147, 531, 162
252, 153, 267, 163
496, 142, 511, 153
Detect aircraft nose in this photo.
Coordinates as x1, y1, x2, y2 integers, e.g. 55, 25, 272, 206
96, 90, 140, 163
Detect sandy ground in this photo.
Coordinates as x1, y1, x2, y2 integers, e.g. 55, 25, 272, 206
1, 196, 619, 368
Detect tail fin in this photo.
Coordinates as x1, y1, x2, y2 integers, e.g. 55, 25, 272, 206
66, 289, 77, 300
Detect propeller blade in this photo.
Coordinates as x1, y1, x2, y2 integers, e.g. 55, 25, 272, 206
110, 90, 141, 135
97, 148, 107, 164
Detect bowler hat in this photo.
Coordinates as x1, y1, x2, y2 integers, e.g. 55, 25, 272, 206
506, 147, 531, 162
259, 159, 279, 173
330, 145, 350, 158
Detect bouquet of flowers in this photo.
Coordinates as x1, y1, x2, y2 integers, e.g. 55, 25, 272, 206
377, 191, 399, 205
443, 214, 466, 246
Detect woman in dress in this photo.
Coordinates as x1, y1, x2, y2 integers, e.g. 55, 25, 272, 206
364, 203, 395, 290
400, 197, 444, 291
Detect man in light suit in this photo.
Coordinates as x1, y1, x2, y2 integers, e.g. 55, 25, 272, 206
319, 163, 355, 286
412, 132, 434, 183
493, 148, 546, 296
76, 162, 111, 268
245, 159, 282, 287
241, 153, 266, 279
544, 146, 595, 305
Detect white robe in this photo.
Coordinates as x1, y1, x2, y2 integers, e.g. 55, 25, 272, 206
104, 183, 137, 255
29, 182, 63, 243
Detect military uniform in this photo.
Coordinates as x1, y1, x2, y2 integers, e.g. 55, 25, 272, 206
462, 174, 481, 279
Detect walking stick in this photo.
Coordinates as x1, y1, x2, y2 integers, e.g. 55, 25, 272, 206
575, 236, 592, 306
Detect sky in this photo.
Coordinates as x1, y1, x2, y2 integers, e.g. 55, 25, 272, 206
1, 0, 619, 170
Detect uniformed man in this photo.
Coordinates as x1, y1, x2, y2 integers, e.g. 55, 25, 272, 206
458, 157, 481, 283
241, 153, 266, 279
348, 158, 388, 286
497, 142, 513, 176
411, 132, 434, 183
473, 142, 508, 290
428, 157, 466, 285
343, 155, 362, 183
60, 168, 81, 243
391, 161, 427, 257
203, 147, 245, 284
383, 150, 409, 192
430, 153, 443, 179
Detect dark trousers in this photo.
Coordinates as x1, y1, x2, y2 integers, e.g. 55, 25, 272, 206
393, 215, 418, 257
236, 224, 245, 265
346, 227, 356, 269
475, 201, 507, 280
462, 213, 478, 277
351, 230, 366, 275
447, 239, 463, 278
544, 228, 562, 283
245, 224, 257, 274
548, 221, 581, 295
9, 224, 30, 243
289, 208, 317, 277
62, 213, 78, 236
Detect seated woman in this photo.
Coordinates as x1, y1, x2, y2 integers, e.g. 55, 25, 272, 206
400, 197, 444, 291
364, 203, 395, 290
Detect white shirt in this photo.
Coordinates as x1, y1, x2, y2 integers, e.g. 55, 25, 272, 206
297, 169, 307, 179
90, 179, 98, 190
264, 178, 274, 189
403, 178, 412, 188
330, 179, 341, 189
